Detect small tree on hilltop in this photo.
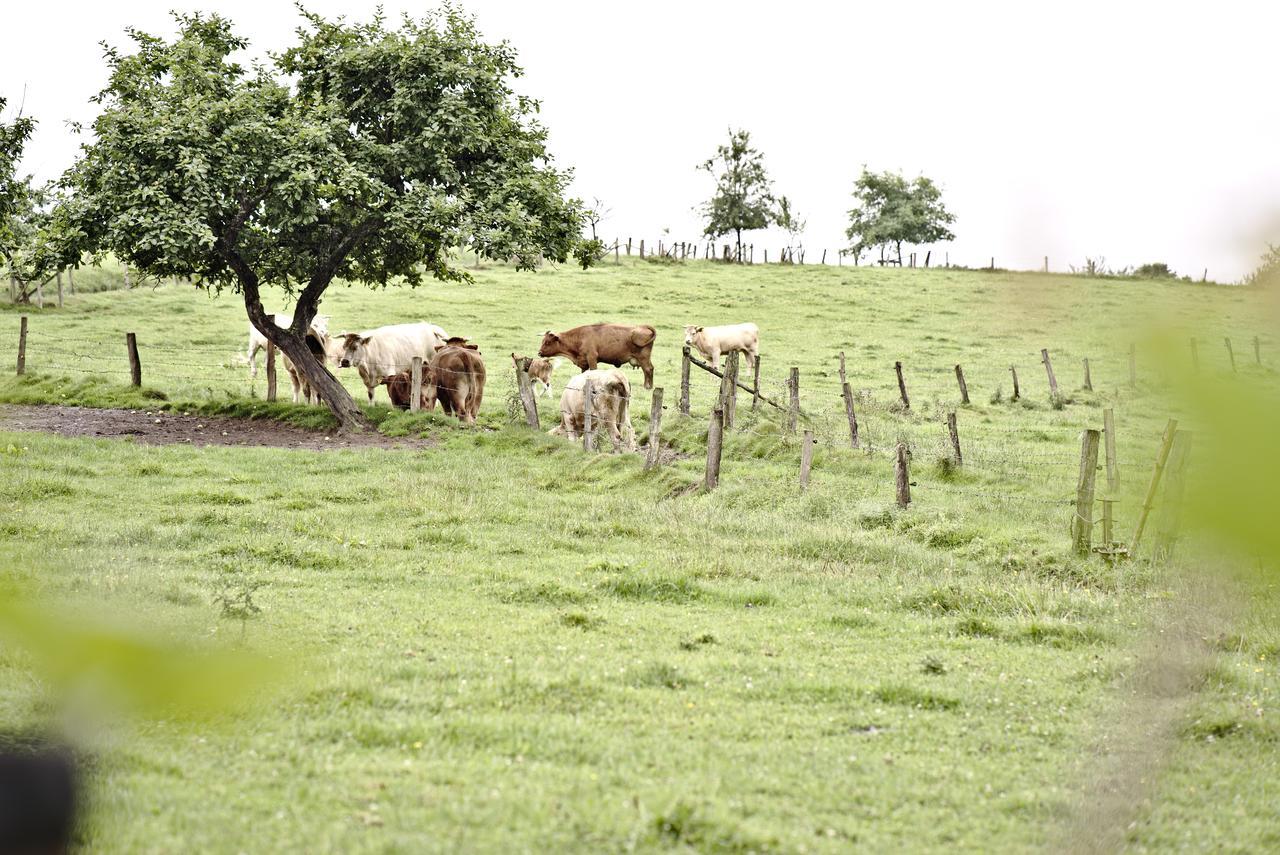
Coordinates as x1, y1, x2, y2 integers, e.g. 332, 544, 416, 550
775, 196, 805, 263
50, 10, 590, 430
845, 168, 955, 266
699, 129, 779, 262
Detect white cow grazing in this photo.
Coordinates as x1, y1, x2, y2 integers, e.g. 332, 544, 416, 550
334, 322, 449, 403
684, 322, 759, 369
246, 313, 329, 380
548, 368, 636, 452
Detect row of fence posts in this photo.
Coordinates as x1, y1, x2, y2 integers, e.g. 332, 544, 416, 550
7, 269, 77, 309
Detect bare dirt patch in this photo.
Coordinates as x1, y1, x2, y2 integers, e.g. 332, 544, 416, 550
0, 405, 431, 451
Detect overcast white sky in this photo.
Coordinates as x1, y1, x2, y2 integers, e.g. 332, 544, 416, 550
3, 1, 1278, 280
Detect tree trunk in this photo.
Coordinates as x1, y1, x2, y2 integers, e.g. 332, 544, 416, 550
735, 228, 743, 264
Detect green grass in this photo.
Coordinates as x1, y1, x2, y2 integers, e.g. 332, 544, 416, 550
1, 257, 1277, 851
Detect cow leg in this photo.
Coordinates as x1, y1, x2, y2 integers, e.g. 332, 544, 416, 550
247, 342, 261, 379
641, 359, 654, 390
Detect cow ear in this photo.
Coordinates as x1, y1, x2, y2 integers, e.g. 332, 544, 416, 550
434, 344, 445, 352
359, 335, 371, 345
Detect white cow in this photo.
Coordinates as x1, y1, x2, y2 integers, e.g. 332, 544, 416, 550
246, 313, 329, 379
683, 322, 759, 369
333, 322, 449, 403
548, 368, 636, 452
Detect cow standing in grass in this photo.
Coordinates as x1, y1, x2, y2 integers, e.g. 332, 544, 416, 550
549, 368, 636, 452
683, 322, 759, 370
538, 323, 657, 390
425, 340, 486, 424
334, 322, 449, 404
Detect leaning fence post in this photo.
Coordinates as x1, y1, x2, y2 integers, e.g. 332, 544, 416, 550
799, 430, 814, 491
1071, 429, 1101, 555
409, 356, 423, 412
1153, 431, 1193, 560
679, 346, 691, 415
954, 364, 970, 405
582, 379, 596, 452
1103, 407, 1118, 491
894, 443, 911, 508
1010, 365, 1020, 401
1082, 358, 1093, 391
894, 360, 910, 410
841, 382, 860, 449
705, 405, 724, 490
751, 355, 761, 410
512, 355, 539, 428
1129, 418, 1178, 553
126, 332, 141, 386
1224, 337, 1236, 373
265, 342, 278, 402
946, 412, 963, 466
838, 351, 847, 387
645, 387, 664, 470
16, 316, 28, 375
787, 366, 800, 432
720, 351, 740, 429
1040, 349, 1059, 398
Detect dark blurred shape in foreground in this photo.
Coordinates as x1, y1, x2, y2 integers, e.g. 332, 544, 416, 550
0, 734, 78, 855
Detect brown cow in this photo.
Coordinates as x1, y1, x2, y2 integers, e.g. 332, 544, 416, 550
381, 371, 429, 410
425, 344, 486, 424
538, 323, 656, 389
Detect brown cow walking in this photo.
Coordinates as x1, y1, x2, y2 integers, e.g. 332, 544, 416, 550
538, 323, 657, 389
425, 342, 486, 424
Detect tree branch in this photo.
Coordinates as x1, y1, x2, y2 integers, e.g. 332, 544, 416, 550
289, 215, 384, 335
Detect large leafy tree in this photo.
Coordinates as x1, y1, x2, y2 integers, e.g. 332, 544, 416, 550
698, 129, 779, 261
844, 168, 955, 266
0, 96, 36, 266
52, 9, 589, 429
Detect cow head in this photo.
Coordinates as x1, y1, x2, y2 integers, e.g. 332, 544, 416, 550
421, 362, 441, 411
538, 331, 563, 358
334, 333, 371, 368
683, 325, 704, 345
526, 357, 555, 385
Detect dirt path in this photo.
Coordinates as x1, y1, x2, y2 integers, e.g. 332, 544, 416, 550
0, 405, 431, 451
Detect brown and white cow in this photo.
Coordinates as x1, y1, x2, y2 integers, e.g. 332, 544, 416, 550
548, 368, 636, 452
425, 342, 486, 424
538, 323, 656, 389
683, 322, 759, 369
333, 322, 449, 404
513, 353, 561, 397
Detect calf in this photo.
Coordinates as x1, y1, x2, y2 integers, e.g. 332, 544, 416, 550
538, 323, 657, 389
513, 353, 560, 397
548, 368, 636, 452
245, 313, 328, 380
425, 343, 486, 424
683, 322, 759, 369
334, 322, 449, 403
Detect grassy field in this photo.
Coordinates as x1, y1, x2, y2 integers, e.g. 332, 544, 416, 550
0, 258, 1277, 852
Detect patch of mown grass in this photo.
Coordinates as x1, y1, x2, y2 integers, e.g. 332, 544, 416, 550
872, 683, 961, 711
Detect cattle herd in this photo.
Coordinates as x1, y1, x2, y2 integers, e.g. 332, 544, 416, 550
245, 315, 762, 444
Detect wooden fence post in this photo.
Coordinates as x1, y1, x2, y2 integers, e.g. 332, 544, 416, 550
409, 356, 423, 412
265, 342, 278, 402
1103, 408, 1118, 491
1154, 431, 1193, 560
720, 351, 740, 429
954, 364, 970, 405
1224, 337, 1236, 373
645, 387, 664, 470
513, 356, 539, 428
799, 430, 814, 491
751, 355, 761, 411
838, 351, 847, 387
1128, 343, 1137, 389
822, 249, 828, 265
1040, 348, 1059, 397
1071, 429, 1101, 556
841, 382, 860, 449
126, 332, 141, 386
626, 238, 632, 255
16, 316, 27, 375
894, 443, 911, 508
894, 360, 910, 410
679, 346, 691, 415
705, 405, 724, 490
582, 379, 596, 452
946, 412, 962, 466
1082, 358, 1093, 392
56, 272, 63, 309
1010, 365, 1020, 401
639, 239, 645, 259
787, 366, 800, 432
1189, 337, 1199, 372
1129, 418, 1178, 553
1101, 499, 1115, 547
763, 249, 768, 264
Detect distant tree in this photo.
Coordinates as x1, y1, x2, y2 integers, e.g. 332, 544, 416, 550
699, 129, 778, 262
844, 168, 955, 266
50, 10, 590, 430
1134, 262, 1178, 279
775, 196, 805, 263
1244, 244, 1280, 289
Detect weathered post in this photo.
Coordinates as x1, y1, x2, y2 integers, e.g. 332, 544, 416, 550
1040, 348, 1059, 397
16, 316, 28, 375
409, 356, 423, 413
894, 360, 910, 410
705, 405, 724, 490
838, 351, 848, 387
265, 342, 278, 402
1128, 343, 1137, 389
513, 356, 539, 428
1071, 429, 1101, 556
1189, 337, 1199, 372
1010, 365, 1020, 401
644, 387, 665, 470
56, 272, 63, 309
954, 364, 970, 404
126, 332, 141, 386
1224, 337, 1236, 373
799, 430, 815, 491
679, 346, 691, 415
1103, 407, 1118, 492
720, 351, 740, 429
1129, 418, 1178, 552
639, 239, 645, 259
626, 237, 632, 255
615, 244, 620, 264
841, 382, 860, 449
946, 412, 963, 466
1154, 431, 1193, 560
751, 355, 761, 410
582, 379, 596, 452
1080, 358, 1091, 392
822, 249, 828, 265
763, 249, 768, 264
787, 366, 800, 432
894, 443, 911, 508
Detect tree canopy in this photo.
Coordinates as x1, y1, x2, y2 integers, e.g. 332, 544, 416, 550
0, 96, 36, 263
52, 8, 590, 428
844, 169, 955, 265
698, 129, 781, 260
